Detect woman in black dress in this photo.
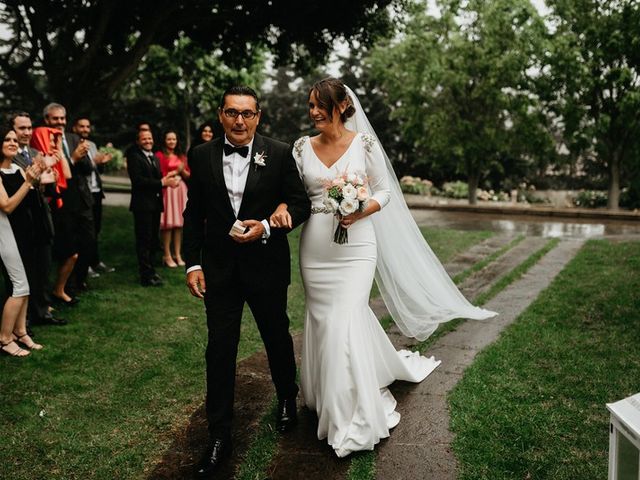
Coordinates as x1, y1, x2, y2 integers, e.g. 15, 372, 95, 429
0, 126, 44, 356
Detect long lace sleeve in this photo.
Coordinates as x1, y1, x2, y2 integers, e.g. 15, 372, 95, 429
361, 133, 390, 209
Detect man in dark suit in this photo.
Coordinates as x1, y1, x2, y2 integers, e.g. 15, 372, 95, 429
71, 117, 115, 276
9, 111, 66, 326
127, 129, 179, 286
183, 86, 310, 477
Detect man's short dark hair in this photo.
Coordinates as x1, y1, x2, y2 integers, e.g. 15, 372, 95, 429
137, 129, 153, 141
7, 111, 31, 128
219, 86, 260, 111
74, 117, 91, 126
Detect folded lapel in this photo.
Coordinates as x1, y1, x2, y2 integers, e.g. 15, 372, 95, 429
238, 134, 265, 216
209, 139, 236, 219
151, 153, 161, 178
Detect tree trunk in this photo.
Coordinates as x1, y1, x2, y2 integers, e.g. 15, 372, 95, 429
183, 109, 192, 152
468, 171, 479, 205
607, 151, 621, 210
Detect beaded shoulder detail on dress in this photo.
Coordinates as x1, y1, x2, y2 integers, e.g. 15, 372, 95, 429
360, 133, 376, 153
293, 136, 309, 159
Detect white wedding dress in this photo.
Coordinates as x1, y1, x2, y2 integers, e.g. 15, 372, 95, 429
293, 133, 441, 457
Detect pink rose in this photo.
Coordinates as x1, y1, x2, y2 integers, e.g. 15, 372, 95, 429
357, 186, 369, 201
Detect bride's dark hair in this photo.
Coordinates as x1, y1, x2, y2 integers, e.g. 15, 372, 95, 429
309, 77, 356, 123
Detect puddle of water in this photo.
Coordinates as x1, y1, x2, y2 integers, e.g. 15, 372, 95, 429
411, 210, 640, 239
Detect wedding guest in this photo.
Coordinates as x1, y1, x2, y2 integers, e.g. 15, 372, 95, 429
71, 117, 115, 276
124, 121, 155, 166
0, 126, 43, 356
157, 130, 190, 267
9, 112, 65, 327
191, 122, 215, 149
127, 129, 180, 286
43, 102, 94, 304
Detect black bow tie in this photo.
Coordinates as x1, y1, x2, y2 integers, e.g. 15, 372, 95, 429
224, 144, 249, 158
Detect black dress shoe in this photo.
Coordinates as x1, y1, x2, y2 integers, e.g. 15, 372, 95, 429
141, 276, 163, 287
195, 438, 232, 478
33, 316, 68, 326
276, 397, 298, 433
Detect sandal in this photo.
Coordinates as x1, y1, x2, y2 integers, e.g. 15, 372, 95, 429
14, 333, 43, 351
0, 340, 30, 357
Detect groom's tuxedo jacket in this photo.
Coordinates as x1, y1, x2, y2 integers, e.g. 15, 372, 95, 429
183, 133, 310, 289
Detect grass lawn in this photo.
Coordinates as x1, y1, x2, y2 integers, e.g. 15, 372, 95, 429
0, 206, 493, 480
449, 239, 640, 480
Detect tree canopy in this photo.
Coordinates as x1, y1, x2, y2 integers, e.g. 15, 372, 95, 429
0, 0, 399, 114
541, 0, 640, 208
369, 0, 550, 203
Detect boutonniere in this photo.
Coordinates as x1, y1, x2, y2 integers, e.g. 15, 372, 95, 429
253, 151, 267, 170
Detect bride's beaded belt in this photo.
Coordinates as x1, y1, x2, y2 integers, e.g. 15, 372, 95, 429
311, 206, 332, 214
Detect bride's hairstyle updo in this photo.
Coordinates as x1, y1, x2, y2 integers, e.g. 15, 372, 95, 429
309, 77, 356, 124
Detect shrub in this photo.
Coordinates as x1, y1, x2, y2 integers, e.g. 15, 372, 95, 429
518, 183, 547, 204
441, 180, 469, 199
99, 145, 125, 173
573, 190, 608, 208
400, 175, 434, 195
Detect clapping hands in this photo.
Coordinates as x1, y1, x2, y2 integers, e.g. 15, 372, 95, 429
161, 170, 181, 188
24, 163, 43, 186
94, 151, 113, 165
71, 139, 90, 162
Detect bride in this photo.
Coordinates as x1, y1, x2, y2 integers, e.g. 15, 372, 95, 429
270, 77, 496, 457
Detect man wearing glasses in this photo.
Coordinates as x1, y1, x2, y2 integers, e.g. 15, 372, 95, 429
183, 86, 310, 477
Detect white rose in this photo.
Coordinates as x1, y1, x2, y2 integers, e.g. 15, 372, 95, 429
323, 196, 339, 212
356, 186, 369, 201
342, 183, 357, 200
339, 198, 358, 215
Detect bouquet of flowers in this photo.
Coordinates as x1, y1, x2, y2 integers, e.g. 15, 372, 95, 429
322, 171, 369, 244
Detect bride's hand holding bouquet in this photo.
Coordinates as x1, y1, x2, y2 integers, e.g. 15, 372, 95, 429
322, 171, 372, 244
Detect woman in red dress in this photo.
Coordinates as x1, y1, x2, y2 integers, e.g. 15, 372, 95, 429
156, 130, 190, 267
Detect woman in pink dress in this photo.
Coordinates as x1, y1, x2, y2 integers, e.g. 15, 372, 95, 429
156, 130, 190, 267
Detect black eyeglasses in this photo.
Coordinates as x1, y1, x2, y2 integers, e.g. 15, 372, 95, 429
222, 109, 259, 120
